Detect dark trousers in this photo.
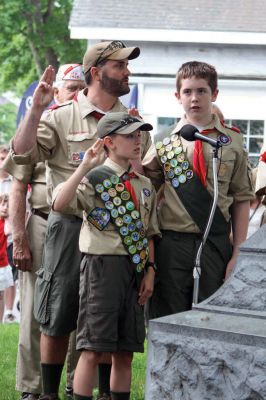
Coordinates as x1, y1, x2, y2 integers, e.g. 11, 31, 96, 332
149, 230, 228, 319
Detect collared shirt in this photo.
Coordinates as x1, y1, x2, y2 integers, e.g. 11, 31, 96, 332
53, 158, 160, 255
3, 155, 49, 214
143, 114, 254, 233
12, 89, 152, 217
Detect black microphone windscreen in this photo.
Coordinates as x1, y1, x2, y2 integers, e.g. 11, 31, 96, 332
179, 124, 199, 141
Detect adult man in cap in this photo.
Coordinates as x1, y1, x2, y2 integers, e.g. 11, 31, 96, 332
11, 41, 151, 400
4, 63, 85, 400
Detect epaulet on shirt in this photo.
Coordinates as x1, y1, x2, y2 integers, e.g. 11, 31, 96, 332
48, 102, 71, 111
48, 95, 78, 111
220, 121, 240, 134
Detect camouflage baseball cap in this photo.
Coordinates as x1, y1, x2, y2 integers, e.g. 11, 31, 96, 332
83, 41, 140, 74
97, 112, 153, 139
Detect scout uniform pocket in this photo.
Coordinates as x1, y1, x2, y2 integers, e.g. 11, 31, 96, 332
33, 267, 53, 324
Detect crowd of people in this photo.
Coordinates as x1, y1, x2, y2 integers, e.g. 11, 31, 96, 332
0, 40, 265, 400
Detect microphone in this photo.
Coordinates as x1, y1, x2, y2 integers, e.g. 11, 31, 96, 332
180, 124, 222, 148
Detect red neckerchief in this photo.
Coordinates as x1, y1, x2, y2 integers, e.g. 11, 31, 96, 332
193, 129, 215, 187
90, 110, 105, 120
121, 172, 139, 209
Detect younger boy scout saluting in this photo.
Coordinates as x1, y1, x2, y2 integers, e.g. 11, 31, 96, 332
53, 112, 159, 400
143, 61, 254, 318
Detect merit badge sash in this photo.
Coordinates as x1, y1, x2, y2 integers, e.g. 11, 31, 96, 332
155, 133, 232, 264
86, 165, 149, 272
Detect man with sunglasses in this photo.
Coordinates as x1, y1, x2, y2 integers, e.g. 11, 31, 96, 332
11, 41, 151, 400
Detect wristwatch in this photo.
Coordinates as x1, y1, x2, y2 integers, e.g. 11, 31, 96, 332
146, 261, 157, 273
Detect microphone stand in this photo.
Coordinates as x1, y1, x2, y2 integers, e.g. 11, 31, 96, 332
192, 141, 222, 306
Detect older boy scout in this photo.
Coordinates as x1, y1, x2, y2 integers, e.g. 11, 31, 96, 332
53, 112, 159, 400
4, 64, 85, 400
11, 41, 151, 400
143, 61, 254, 318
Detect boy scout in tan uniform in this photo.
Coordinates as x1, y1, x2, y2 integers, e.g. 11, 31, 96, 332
4, 64, 86, 400
143, 61, 254, 318
11, 42, 151, 400
52, 112, 159, 400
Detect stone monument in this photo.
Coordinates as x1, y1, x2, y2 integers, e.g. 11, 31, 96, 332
145, 225, 266, 400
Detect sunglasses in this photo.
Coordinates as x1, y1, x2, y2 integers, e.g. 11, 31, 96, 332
95, 40, 126, 67
108, 117, 140, 135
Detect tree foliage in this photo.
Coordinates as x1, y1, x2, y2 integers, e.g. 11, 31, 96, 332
0, 0, 87, 96
0, 103, 17, 144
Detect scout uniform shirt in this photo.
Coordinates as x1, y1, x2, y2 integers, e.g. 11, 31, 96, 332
53, 158, 160, 256
143, 114, 254, 233
11, 89, 152, 218
3, 155, 49, 215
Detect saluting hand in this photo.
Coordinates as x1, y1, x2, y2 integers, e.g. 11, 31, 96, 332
82, 139, 105, 172
32, 65, 55, 109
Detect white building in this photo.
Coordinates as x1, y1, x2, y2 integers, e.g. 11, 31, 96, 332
69, 0, 266, 165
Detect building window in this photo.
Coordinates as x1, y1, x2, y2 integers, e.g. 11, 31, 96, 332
224, 119, 265, 167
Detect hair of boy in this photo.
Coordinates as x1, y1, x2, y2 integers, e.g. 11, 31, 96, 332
176, 61, 218, 94
0, 193, 9, 204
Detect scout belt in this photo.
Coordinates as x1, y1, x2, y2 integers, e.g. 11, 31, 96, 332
156, 133, 232, 264
86, 165, 149, 272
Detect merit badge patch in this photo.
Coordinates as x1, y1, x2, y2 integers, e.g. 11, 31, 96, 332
87, 207, 110, 231
218, 134, 232, 145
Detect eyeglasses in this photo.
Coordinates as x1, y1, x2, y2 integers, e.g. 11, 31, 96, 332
108, 117, 140, 135
94, 40, 126, 67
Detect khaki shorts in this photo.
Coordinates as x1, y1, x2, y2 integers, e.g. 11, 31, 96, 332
77, 254, 145, 353
34, 212, 83, 336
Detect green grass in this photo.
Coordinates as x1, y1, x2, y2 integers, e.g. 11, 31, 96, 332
0, 324, 146, 399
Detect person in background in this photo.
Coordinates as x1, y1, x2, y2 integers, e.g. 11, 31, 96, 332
0, 145, 16, 323
211, 103, 224, 122
0, 194, 14, 323
247, 150, 266, 238
247, 167, 266, 238
3, 63, 85, 400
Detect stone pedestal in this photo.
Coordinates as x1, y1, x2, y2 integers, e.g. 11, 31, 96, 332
145, 225, 266, 399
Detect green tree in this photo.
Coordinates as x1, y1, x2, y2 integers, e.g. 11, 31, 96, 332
0, 103, 17, 144
0, 0, 86, 95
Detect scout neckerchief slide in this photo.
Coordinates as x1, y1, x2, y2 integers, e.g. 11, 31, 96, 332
86, 165, 149, 272
155, 132, 232, 264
